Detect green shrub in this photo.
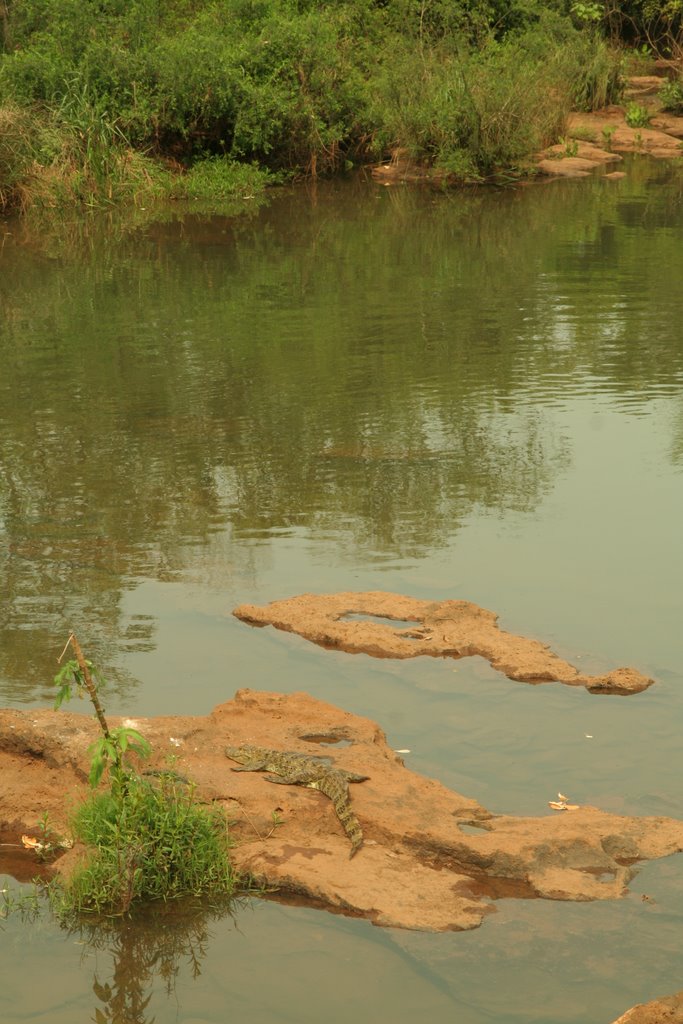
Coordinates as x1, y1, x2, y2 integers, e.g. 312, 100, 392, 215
0, 98, 169, 211
466, 35, 572, 172
660, 76, 683, 114
58, 776, 237, 916
0, 103, 40, 206
366, 39, 479, 174
48, 635, 241, 919
229, 6, 378, 172
368, 18, 613, 177
625, 101, 650, 126
168, 156, 275, 199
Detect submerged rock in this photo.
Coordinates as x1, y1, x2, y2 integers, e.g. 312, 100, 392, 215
233, 591, 654, 695
1, 688, 680, 932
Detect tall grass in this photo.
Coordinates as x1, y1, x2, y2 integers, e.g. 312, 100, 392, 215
0, 102, 38, 208
367, 20, 623, 179
0, 98, 169, 211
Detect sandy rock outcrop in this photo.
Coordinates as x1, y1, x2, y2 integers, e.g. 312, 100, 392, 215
537, 141, 622, 178
610, 991, 683, 1023
233, 591, 654, 695
537, 71, 683, 179
624, 75, 670, 98
650, 113, 683, 138
564, 108, 683, 161
2, 689, 680, 932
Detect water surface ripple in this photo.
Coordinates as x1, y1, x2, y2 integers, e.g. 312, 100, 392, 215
1, 156, 683, 1024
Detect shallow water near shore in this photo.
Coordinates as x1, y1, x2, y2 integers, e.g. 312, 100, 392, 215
1, 157, 683, 1023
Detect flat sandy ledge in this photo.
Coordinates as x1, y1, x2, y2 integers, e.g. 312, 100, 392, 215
2, 688, 680, 933
233, 591, 654, 695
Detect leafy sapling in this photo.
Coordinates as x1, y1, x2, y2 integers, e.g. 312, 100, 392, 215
54, 633, 151, 792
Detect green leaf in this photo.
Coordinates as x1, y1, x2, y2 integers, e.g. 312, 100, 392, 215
89, 758, 106, 788
114, 727, 151, 760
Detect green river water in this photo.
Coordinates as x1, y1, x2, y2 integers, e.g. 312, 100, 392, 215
1, 157, 683, 1023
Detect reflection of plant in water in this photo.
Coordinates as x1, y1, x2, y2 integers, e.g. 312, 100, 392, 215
0, 885, 42, 925
67, 898, 240, 1024
0, 880, 249, 1020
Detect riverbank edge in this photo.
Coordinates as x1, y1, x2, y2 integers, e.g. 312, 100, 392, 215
2, 61, 681, 224
373, 71, 683, 187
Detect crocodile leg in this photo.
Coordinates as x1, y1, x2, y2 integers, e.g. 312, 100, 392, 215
340, 770, 370, 783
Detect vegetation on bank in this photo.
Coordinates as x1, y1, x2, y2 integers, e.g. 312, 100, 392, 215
46, 634, 240, 918
0, 0, 680, 211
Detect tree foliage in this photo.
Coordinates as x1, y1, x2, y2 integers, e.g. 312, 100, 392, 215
0, 0, 627, 203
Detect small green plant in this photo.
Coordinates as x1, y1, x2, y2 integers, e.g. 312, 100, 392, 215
625, 103, 650, 128
167, 157, 275, 201
28, 812, 71, 860
54, 633, 150, 791
270, 810, 284, 830
547, 137, 579, 160
624, 44, 655, 74
659, 78, 683, 114
601, 124, 617, 149
49, 633, 241, 917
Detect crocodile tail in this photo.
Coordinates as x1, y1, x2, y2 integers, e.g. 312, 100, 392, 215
329, 788, 364, 856
348, 830, 363, 858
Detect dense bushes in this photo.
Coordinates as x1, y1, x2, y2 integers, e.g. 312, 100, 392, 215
660, 74, 683, 113
366, 13, 622, 178
0, 0, 627, 209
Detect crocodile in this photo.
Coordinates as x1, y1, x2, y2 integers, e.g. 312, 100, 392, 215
225, 744, 369, 857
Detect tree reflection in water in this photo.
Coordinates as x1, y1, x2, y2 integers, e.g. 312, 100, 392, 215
2, 165, 683, 704
66, 897, 243, 1024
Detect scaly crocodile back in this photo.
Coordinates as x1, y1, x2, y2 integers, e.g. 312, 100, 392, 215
225, 744, 368, 857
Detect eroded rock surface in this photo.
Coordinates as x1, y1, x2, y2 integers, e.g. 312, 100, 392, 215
610, 991, 683, 1023
233, 591, 654, 695
537, 72, 683, 180
1, 689, 680, 931
537, 142, 623, 179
